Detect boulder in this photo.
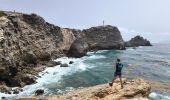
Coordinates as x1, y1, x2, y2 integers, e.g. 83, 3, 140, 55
67, 39, 89, 58
69, 61, 74, 64
35, 89, 44, 96
1, 97, 7, 100
125, 35, 152, 47
60, 64, 69, 67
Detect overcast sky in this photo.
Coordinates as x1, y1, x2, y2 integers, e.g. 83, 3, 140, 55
0, 0, 170, 43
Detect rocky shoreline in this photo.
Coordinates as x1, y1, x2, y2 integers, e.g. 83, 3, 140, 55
16, 78, 151, 100
0, 11, 152, 95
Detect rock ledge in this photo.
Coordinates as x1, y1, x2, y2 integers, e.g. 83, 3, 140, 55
47, 79, 151, 100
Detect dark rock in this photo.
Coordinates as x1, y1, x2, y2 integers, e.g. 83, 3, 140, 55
35, 89, 44, 96
56, 61, 62, 65
69, 61, 74, 64
60, 64, 69, 67
1, 97, 7, 100
13, 90, 19, 94
0, 85, 11, 94
125, 35, 152, 47
12, 87, 22, 94
21, 74, 36, 85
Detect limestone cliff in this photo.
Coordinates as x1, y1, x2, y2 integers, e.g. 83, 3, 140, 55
0, 11, 125, 89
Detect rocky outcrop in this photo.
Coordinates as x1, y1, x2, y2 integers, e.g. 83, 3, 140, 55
125, 35, 152, 47
0, 11, 125, 89
47, 79, 151, 100
83, 25, 125, 50
67, 25, 125, 57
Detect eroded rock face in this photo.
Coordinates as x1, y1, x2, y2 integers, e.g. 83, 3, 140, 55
67, 25, 125, 57
125, 35, 152, 47
83, 25, 125, 50
47, 79, 151, 100
0, 11, 125, 88
0, 12, 72, 87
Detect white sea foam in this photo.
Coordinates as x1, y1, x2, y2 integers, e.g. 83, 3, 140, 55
0, 56, 98, 99
87, 55, 106, 59
149, 92, 170, 100
139, 46, 143, 48
127, 48, 135, 51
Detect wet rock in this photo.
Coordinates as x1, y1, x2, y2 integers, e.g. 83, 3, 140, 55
1, 97, 7, 100
21, 74, 36, 85
35, 89, 44, 96
13, 90, 19, 94
69, 61, 74, 64
12, 87, 22, 94
60, 64, 69, 67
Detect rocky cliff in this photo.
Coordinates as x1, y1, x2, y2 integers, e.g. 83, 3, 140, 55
0, 11, 125, 89
125, 35, 152, 47
47, 79, 151, 100
68, 25, 125, 57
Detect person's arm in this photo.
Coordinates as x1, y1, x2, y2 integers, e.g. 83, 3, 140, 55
114, 64, 116, 72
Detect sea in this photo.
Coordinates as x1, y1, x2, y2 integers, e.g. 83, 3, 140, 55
0, 43, 170, 100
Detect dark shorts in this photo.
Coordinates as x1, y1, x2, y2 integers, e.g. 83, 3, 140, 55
114, 72, 121, 77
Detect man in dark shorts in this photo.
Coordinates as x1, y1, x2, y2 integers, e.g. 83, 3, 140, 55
109, 58, 124, 88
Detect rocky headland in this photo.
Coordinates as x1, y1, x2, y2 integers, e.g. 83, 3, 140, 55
0, 11, 126, 93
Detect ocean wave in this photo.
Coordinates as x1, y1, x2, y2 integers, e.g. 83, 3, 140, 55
0, 57, 98, 99
86, 55, 106, 59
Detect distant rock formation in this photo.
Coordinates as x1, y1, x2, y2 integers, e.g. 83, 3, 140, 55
0, 11, 125, 89
125, 35, 152, 47
47, 79, 151, 100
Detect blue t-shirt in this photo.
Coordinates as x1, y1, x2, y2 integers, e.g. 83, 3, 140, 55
115, 63, 123, 73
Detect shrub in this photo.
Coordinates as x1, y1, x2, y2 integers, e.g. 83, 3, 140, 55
0, 11, 7, 17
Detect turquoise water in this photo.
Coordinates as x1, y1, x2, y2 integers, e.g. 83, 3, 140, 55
1, 43, 170, 100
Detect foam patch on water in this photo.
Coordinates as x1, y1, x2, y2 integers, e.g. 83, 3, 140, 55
149, 92, 170, 100
87, 55, 106, 59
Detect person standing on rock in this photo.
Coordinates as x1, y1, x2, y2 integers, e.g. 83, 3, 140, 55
109, 58, 124, 88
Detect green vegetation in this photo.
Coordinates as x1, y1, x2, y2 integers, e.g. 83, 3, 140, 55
0, 11, 7, 17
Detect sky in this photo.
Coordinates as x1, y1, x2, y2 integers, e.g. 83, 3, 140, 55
0, 0, 170, 43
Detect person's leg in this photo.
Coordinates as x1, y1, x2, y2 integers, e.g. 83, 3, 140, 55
109, 73, 117, 86
119, 76, 123, 88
